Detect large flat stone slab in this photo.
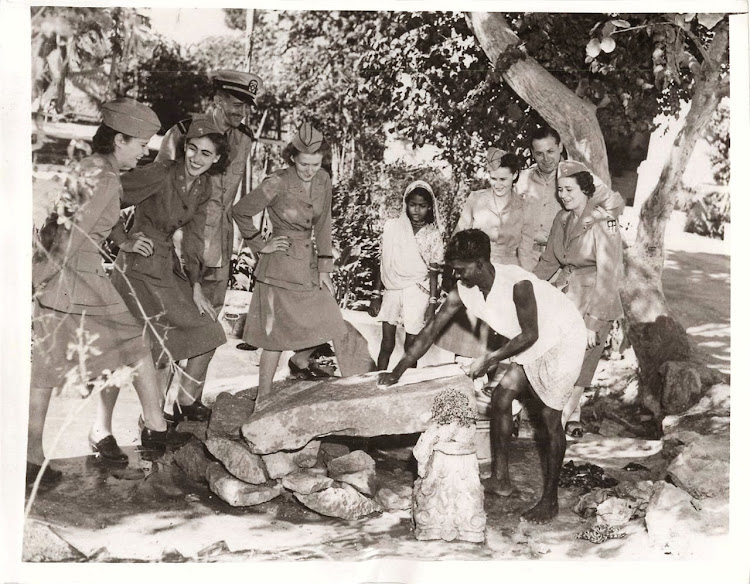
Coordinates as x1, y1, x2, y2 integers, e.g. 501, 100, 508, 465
241, 365, 475, 454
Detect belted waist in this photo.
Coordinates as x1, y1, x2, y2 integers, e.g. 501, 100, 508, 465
273, 228, 313, 240
561, 265, 597, 277
532, 241, 547, 251
557, 264, 597, 291
130, 226, 174, 255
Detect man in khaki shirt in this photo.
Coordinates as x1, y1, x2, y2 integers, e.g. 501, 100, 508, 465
517, 126, 625, 272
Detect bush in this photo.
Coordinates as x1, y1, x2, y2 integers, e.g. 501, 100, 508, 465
684, 190, 730, 239
331, 162, 464, 309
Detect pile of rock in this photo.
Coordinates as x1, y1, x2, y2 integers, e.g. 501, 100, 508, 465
172, 367, 474, 520
572, 383, 730, 555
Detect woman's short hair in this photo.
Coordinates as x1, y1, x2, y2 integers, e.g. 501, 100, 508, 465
281, 139, 332, 170
188, 132, 230, 176
445, 229, 491, 263
92, 124, 133, 155
568, 171, 596, 197
497, 152, 522, 177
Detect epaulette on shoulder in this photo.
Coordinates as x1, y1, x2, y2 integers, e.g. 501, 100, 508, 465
237, 123, 255, 139
176, 117, 193, 135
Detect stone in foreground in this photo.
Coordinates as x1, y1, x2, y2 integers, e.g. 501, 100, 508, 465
23, 520, 85, 562
326, 449, 376, 476
173, 438, 211, 483
281, 470, 335, 495
331, 468, 378, 496
206, 389, 257, 441
175, 420, 208, 442
294, 483, 383, 520
206, 462, 282, 507
205, 437, 268, 485
242, 365, 475, 454
375, 486, 413, 512
666, 435, 729, 499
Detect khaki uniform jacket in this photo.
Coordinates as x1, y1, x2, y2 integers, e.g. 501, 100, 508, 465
33, 154, 130, 316
232, 167, 335, 291
517, 164, 625, 271
454, 188, 527, 265
532, 200, 624, 332
156, 110, 254, 273
113, 160, 212, 288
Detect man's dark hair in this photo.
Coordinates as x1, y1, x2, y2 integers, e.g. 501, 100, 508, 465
530, 125, 561, 146
445, 229, 491, 263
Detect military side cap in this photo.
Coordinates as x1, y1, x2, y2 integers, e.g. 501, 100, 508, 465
209, 70, 263, 104
486, 147, 508, 171
291, 122, 324, 154
185, 116, 221, 139
557, 160, 591, 178
101, 98, 160, 139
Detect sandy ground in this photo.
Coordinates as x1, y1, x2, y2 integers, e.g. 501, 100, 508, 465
22, 214, 731, 564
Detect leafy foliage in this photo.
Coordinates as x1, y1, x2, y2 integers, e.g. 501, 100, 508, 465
705, 97, 730, 185
123, 40, 211, 131
331, 161, 465, 308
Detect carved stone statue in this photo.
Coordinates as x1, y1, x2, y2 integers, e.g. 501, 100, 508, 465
412, 389, 486, 543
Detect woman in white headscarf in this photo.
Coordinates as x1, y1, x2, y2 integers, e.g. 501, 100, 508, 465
368, 180, 444, 370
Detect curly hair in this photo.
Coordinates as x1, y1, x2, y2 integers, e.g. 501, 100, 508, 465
187, 132, 230, 176
568, 171, 596, 197
445, 229, 491, 263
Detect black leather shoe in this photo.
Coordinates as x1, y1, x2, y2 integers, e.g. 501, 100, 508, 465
26, 462, 62, 487
166, 399, 211, 423
307, 362, 333, 378
288, 358, 330, 380
89, 435, 129, 463
140, 423, 192, 450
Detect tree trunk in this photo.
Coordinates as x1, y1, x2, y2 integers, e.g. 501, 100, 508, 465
467, 12, 730, 421
466, 12, 611, 185
620, 22, 729, 417
621, 22, 729, 323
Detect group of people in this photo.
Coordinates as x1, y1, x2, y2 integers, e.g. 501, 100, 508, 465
374, 128, 624, 523
29, 66, 624, 525
29, 69, 356, 488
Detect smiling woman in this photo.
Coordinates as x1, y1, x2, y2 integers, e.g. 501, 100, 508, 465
107, 117, 230, 428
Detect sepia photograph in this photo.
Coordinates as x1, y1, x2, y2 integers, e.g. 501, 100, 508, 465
2, 1, 748, 582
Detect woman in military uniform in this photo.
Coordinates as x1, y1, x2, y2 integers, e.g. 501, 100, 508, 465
232, 123, 350, 402
109, 118, 229, 424
30, 99, 190, 484
533, 160, 624, 437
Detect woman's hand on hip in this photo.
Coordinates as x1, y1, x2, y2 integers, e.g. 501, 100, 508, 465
319, 272, 335, 295
120, 232, 154, 257
193, 283, 218, 321
259, 236, 290, 254
586, 328, 598, 349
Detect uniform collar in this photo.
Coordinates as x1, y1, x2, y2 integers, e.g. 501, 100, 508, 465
561, 199, 598, 242
530, 164, 557, 185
